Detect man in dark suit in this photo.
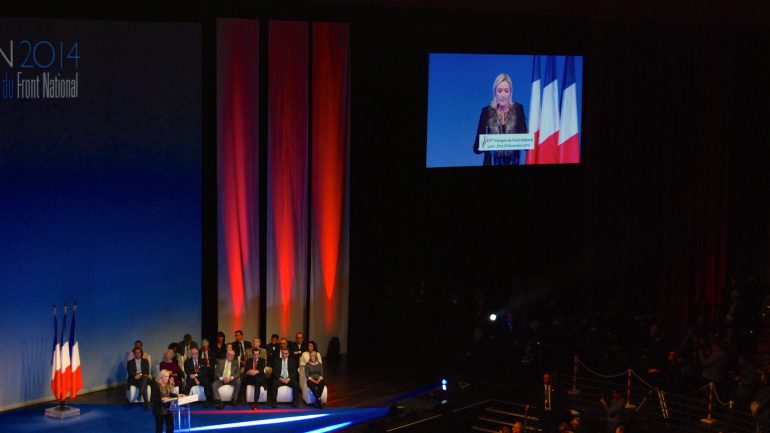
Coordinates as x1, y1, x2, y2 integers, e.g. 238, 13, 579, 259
184, 347, 211, 404
198, 339, 216, 369
269, 347, 302, 407
127, 347, 152, 410
211, 350, 241, 409
231, 330, 251, 362
178, 333, 199, 362
527, 373, 562, 433
266, 334, 281, 364
243, 348, 269, 409
289, 331, 308, 364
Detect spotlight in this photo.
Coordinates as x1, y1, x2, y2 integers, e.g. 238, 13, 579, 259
489, 313, 497, 322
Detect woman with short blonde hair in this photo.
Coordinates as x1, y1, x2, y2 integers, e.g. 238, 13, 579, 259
473, 73, 527, 166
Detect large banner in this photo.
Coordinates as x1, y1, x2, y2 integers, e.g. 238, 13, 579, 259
0, 18, 201, 409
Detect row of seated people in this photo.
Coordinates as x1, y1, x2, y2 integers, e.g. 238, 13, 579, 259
126, 331, 327, 410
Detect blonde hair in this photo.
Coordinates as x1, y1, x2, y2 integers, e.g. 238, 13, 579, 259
163, 349, 175, 361
490, 73, 513, 109
158, 368, 171, 382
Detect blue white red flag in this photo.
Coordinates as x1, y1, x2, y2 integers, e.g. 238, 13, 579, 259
526, 55, 541, 165
537, 56, 560, 164
558, 56, 580, 163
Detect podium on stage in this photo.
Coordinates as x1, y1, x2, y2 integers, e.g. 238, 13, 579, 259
170, 394, 199, 432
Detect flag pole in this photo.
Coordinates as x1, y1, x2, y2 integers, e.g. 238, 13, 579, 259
45, 303, 80, 420
60, 303, 67, 410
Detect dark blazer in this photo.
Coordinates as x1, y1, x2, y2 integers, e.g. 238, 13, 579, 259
127, 358, 151, 377
533, 382, 561, 419
231, 340, 251, 359
289, 341, 307, 361
198, 347, 217, 368
472, 103, 527, 166
184, 357, 208, 381
271, 356, 299, 383
266, 343, 281, 363
149, 380, 177, 416
177, 340, 199, 356
213, 341, 228, 359
244, 357, 266, 375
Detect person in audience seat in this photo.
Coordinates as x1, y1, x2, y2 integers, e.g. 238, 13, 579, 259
127, 347, 152, 410
300, 340, 322, 367
159, 349, 184, 389
305, 352, 325, 408
290, 331, 307, 364
231, 330, 251, 368
214, 331, 228, 359
266, 333, 281, 363
247, 337, 267, 362
243, 345, 269, 410
212, 350, 241, 409
199, 339, 216, 369
269, 347, 302, 408
127, 340, 152, 364
184, 347, 211, 404
177, 334, 198, 362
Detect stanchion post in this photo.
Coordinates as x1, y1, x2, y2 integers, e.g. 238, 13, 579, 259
700, 382, 717, 425
625, 369, 636, 409
567, 355, 581, 396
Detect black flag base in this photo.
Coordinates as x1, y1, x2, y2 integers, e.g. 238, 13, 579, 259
44, 402, 80, 420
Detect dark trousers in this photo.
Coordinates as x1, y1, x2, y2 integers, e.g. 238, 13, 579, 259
307, 379, 325, 400
185, 376, 212, 401
127, 375, 149, 402
154, 412, 173, 433
246, 373, 270, 403
269, 378, 301, 406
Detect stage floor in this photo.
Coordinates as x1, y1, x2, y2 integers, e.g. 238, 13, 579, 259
3, 404, 388, 433
2, 356, 432, 433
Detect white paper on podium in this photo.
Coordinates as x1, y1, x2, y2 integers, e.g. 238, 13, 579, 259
478, 133, 535, 151
168, 394, 199, 405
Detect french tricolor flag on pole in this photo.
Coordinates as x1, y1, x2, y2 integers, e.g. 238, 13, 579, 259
69, 304, 83, 398
60, 304, 71, 399
558, 56, 580, 163
537, 55, 560, 164
51, 306, 61, 399
526, 55, 541, 165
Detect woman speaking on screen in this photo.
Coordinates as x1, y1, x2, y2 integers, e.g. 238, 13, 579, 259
472, 73, 527, 166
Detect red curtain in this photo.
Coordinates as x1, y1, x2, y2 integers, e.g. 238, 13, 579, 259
310, 23, 350, 346
267, 21, 309, 337
217, 19, 260, 337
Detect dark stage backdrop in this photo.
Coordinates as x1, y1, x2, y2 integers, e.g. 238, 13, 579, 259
345, 10, 751, 353
0, 18, 201, 409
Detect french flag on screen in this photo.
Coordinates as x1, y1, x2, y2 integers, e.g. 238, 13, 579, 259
526, 55, 541, 165
558, 56, 580, 163
538, 56, 559, 164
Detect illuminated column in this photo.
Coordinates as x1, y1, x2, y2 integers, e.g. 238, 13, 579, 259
217, 19, 261, 339
266, 20, 309, 338
309, 22, 350, 355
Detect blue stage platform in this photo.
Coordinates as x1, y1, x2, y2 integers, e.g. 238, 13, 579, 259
2, 404, 388, 433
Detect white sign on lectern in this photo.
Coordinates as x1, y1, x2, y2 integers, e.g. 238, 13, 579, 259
478, 133, 535, 151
